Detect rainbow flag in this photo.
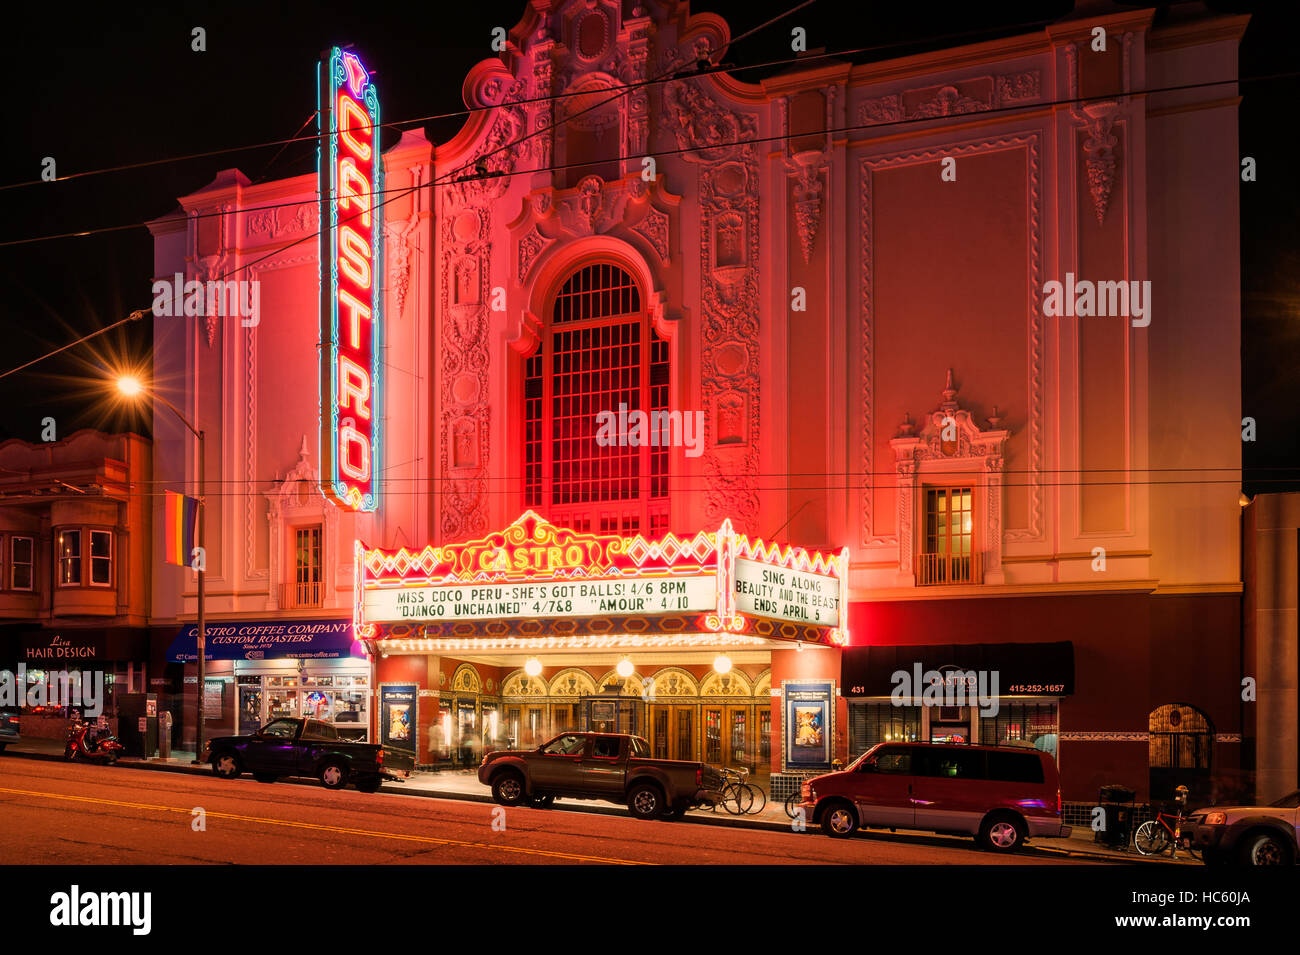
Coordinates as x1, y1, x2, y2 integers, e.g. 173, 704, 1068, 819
164, 491, 199, 566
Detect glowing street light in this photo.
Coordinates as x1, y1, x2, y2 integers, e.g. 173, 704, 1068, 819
114, 372, 208, 765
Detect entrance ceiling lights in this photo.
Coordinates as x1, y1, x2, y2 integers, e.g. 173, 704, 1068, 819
524, 657, 543, 677
713, 654, 733, 674
376, 633, 773, 653
616, 657, 635, 678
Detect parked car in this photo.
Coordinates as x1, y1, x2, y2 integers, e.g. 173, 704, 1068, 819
203, 717, 405, 792
1182, 790, 1299, 865
478, 731, 725, 820
800, 741, 1070, 852
0, 708, 18, 752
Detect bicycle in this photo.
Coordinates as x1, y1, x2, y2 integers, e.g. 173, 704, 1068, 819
1133, 786, 1200, 859
714, 767, 766, 815
784, 790, 802, 820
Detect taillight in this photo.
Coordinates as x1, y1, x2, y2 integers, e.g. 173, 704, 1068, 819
376, 748, 384, 765
1056, 788, 1062, 816
696, 767, 702, 786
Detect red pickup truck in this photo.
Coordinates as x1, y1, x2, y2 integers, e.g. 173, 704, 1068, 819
478, 731, 724, 820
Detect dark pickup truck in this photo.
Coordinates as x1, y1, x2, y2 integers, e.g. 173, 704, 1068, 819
204, 717, 407, 793
478, 731, 724, 820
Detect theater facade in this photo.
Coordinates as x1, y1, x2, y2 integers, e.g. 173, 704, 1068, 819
148, 0, 1251, 811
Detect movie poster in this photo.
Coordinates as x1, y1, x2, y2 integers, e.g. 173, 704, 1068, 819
784, 681, 833, 769
379, 684, 417, 763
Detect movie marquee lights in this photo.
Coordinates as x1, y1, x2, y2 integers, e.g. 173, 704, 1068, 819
354, 512, 851, 650
319, 47, 382, 511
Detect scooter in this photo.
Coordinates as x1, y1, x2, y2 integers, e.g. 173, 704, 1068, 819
64, 717, 125, 764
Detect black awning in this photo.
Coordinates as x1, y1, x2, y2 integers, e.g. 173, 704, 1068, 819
841, 641, 1074, 697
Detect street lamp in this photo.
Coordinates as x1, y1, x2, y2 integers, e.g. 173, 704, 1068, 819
116, 374, 207, 765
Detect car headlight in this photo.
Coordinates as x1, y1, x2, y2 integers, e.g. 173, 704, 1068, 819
1204, 811, 1226, 826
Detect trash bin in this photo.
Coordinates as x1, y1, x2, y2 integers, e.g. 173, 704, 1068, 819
1096, 784, 1137, 847
159, 711, 173, 760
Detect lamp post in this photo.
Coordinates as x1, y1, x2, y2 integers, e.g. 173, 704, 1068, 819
117, 375, 206, 764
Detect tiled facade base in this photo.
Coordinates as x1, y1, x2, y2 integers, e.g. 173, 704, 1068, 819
1063, 801, 1154, 828
770, 772, 823, 801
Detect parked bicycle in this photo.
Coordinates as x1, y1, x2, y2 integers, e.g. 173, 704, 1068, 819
711, 767, 766, 815
1134, 785, 1200, 859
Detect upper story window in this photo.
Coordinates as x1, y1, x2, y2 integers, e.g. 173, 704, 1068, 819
56, 527, 114, 588
9, 536, 34, 591
89, 530, 113, 586
523, 262, 669, 536
58, 530, 81, 586
290, 525, 323, 608
917, 487, 977, 585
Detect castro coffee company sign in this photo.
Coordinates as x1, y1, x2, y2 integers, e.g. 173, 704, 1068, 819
24, 632, 105, 661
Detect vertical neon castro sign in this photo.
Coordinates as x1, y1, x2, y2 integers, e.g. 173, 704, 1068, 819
319, 47, 382, 511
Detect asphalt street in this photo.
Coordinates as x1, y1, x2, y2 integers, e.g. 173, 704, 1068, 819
0, 757, 1103, 865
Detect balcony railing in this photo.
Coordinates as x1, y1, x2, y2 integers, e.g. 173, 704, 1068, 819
281, 579, 323, 608
916, 551, 982, 586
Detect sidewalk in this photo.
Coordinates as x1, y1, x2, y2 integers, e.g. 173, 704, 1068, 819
1, 739, 1191, 863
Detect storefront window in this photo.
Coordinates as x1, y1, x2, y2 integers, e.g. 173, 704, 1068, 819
979, 702, 1058, 758
848, 702, 922, 758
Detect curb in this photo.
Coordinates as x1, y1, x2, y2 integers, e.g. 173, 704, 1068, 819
1, 746, 1175, 862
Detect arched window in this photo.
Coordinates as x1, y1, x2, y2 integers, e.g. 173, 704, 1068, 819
1149, 703, 1214, 803
523, 262, 669, 535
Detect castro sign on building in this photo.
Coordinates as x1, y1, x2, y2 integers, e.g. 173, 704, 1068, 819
355, 511, 849, 649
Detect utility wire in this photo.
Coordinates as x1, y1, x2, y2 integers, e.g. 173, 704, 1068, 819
1, 65, 1287, 253
0, 5, 1076, 195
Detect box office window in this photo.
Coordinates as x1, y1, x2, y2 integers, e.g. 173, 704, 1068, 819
848, 702, 922, 758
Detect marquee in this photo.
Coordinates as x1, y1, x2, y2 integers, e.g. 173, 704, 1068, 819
355, 511, 851, 647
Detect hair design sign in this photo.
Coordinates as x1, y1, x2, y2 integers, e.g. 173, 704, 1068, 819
319, 46, 382, 511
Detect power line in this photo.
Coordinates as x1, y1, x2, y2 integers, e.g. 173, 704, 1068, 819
2, 64, 1287, 254
0, 6, 1072, 195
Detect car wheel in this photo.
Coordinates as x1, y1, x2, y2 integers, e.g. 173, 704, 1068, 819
318, 760, 348, 790
978, 812, 1026, 852
628, 783, 666, 820
820, 800, 859, 838
253, 773, 277, 783
527, 793, 554, 809
1240, 831, 1294, 866
211, 753, 241, 779
354, 776, 382, 794
491, 771, 526, 807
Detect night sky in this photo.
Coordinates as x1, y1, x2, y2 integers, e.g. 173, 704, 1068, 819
2, 0, 1295, 494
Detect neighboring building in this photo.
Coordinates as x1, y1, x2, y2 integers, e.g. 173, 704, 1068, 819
147, 1, 1247, 808
0, 430, 153, 733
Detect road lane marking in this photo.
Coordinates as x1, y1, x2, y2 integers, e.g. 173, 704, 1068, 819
0, 787, 650, 865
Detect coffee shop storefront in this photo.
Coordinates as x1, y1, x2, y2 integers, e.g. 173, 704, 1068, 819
166, 618, 370, 747
359, 512, 849, 780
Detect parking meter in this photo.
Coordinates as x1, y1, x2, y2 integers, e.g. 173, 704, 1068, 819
159, 710, 173, 759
